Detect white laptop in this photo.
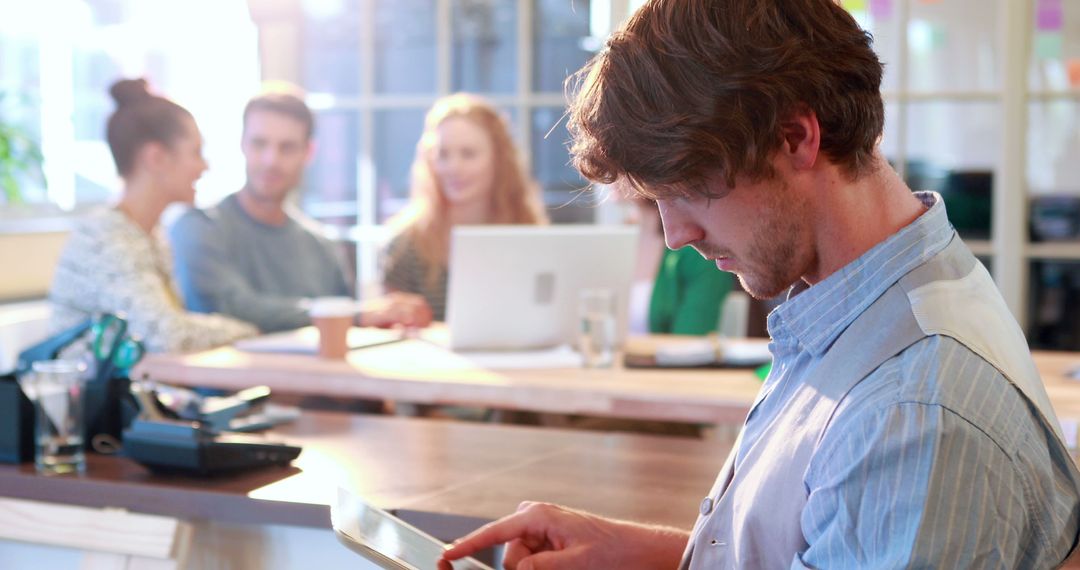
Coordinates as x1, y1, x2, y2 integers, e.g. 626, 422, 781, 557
445, 225, 639, 351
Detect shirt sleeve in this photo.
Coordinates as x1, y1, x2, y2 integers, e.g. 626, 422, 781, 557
794, 401, 1030, 569
169, 210, 311, 333
326, 236, 352, 298
83, 223, 257, 353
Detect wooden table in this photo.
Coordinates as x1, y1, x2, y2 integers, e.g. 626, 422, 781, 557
134, 337, 763, 425
1033, 350, 1080, 421
0, 411, 734, 568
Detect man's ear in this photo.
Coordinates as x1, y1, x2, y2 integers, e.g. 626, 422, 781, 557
779, 109, 821, 171
305, 139, 317, 164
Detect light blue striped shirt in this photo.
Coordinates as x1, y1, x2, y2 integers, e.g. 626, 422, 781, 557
744, 192, 1080, 568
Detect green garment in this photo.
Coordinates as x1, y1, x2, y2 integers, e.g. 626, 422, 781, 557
648, 246, 733, 335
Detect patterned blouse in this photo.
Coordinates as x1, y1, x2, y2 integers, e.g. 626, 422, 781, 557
49, 209, 257, 353
382, 232, 448, 321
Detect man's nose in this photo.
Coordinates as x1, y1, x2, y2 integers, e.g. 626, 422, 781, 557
657, 200, 705, 250
261, 146, 281, 165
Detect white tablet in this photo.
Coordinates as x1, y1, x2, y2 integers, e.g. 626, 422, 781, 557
331, 488, 494, 570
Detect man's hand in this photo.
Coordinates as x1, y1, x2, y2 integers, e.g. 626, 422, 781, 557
358, 292, 433, 328
439, 502, 689, 570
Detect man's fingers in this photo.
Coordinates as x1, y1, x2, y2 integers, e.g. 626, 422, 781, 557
502, 538, 532, 569
442, 510, 539, 562
518, 548, 584, 570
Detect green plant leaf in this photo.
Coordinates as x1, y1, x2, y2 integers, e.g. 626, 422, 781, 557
0, 104, 45, 203
1, 172, 22, 205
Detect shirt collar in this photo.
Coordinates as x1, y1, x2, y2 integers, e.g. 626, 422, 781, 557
767, 191, 955, 356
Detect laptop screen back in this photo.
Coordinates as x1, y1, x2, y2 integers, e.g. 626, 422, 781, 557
446, 225, 639, 351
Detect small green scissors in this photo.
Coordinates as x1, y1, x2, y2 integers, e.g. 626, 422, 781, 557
91, 314, 145, 377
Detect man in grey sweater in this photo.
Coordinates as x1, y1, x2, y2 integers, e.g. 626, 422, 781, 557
170, 89, 430, 333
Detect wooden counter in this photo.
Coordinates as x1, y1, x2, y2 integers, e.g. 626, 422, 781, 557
0, 411, 733, 533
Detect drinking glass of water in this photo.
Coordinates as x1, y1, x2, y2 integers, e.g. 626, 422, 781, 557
26, 360, 87, 475
579, 288, 617, 368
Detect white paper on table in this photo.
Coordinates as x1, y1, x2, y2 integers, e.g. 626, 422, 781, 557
650, 337, 772, 367
234, 326, 404, 354
718, 338, 773, 366
453, 344, 583, 369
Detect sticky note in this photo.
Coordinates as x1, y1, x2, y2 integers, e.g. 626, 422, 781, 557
1037, 0, 1064, 31
870, 0, 892, 19
1066, 58, 1080, 88
842, 0, 867, 12
929, 25, 947, 50
1034, 32, 1063, 60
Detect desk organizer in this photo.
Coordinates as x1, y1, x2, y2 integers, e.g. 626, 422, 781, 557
0, 375, 33, 463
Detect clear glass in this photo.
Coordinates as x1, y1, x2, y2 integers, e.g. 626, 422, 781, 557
302, 109, 361, 226
374, 108, 426, 221
452, 0, 518, 94
847, 2, 904, 94
1029, 261, 1080, 351
1027, 101, 1080, 196
906, 0, 1000, 92
28, 360, 87, 476
579, 288, 616, 368
375, 0, 437, 94
1027, 1, 1079, 92
64, 0, 259, 208
0, 31, 47, 205
880, 101, 901, 170
533, 0, 595, 92
905, 101, 1000, 174
303, 0, 363, 97
71, 48, 118, 206
531, 107, 586, 193
0, 33, 41, 88
905, 101, 1000, 240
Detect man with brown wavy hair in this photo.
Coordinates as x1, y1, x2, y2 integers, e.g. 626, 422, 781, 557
441, 1, 1080, 568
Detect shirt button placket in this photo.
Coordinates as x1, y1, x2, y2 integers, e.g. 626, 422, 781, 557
699, 497, 714, 516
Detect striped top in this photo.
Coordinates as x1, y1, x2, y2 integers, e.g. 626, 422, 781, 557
382, 232, 448, 321
743, 192, 1080, 568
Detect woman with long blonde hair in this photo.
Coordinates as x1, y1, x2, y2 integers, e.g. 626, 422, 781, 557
383, 94, 548, 320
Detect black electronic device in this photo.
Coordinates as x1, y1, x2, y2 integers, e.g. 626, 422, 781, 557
147, 382, 295, 433
1031, 195, 1080, 242
0, 375, 34, 463
122, 419, 301, 476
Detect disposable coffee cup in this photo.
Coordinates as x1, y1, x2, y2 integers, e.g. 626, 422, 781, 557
309, 297, 360, 359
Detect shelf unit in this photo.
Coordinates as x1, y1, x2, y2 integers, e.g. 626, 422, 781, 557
969, 240, 1080, 262
622, 0, 1079, 335
1028, 242, 1080, 262
855, 0, 1080, 333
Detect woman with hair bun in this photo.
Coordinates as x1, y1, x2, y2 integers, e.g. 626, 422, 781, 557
49, 78, 257, 352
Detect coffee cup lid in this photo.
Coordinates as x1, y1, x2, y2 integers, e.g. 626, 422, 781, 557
309, 296, 360, 318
